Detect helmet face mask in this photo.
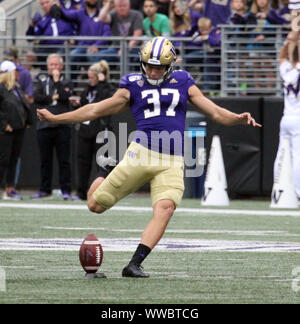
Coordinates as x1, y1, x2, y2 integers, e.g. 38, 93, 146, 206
140, 37, 177, 86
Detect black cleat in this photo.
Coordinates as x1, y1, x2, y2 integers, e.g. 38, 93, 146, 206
122, 263, 150, 278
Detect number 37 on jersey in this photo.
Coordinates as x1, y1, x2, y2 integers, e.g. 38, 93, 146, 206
142, 89, 180, 119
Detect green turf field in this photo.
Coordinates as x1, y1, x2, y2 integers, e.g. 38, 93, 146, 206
0, 196, 300, 304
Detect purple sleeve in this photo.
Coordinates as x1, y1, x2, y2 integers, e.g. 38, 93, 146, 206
26, 25, 35, 36
119, 75, 131, 90
185, 71, 196, 90
230, 13, 246, 25
267, 8, 289, 25
30, 20, 45, 36
190, 31, 204, 47
176, 70, 196, 92
19, 70, 34, 97
204, 0, 231, 26
93, 23, 112, 46
61, 7, 81, 22
208, 29, 221, 47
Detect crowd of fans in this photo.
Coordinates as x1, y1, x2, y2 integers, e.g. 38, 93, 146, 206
24, 0, 290, 68
0, 0, 293, 200
21, 0, 291, 93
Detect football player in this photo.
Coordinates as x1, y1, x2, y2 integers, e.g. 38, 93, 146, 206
37, 37, 261, 278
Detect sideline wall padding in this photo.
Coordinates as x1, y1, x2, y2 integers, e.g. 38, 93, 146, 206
205, 97, 263, 196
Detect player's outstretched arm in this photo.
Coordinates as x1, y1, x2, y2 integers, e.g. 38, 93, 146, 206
188, 85, 262, 127
37, 88, 130, 124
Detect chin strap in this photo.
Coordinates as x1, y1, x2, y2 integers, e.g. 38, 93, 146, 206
141, 61, 175, 86
146, 77, 164, 86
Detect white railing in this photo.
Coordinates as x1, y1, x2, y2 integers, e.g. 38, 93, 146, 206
0, 28, 287, 96
220, 24, 287, 97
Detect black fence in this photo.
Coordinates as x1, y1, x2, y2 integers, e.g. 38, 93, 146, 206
207, 96, 283, 197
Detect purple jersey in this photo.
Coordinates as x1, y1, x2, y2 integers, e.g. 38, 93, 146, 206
120, 70, 195, 156
59, 0, 83, 10
17, 64, 34, 98
204, 0, 231, 27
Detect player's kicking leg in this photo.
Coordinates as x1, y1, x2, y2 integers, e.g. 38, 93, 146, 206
122, 199, 176, 278
87, 177, 106, 214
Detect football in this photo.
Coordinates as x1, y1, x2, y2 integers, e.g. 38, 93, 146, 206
79, 234, 103, 274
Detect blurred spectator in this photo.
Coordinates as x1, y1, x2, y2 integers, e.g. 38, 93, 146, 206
156, 0, 171, 16
59, 0, 84, 9
22, 51, 41, 80
169, 0, 193, 57
287, 0, 299, 63
277, 0, 290, 41
169, 0, 201, 35
250, 0, 285, 90
227, 0, 257, 95
70, 60, 114, 201
249, 0, 272, 47
229, 0, 257, 25
251, 0, 289, 24
0, 61, 33, 200
204, 0, 231, 27
278, 0, 290, 21
185, 17, 221, 93
169, 0, 193, 48
130, 0, 145, 11
98, 0, 143, 10
97, 0, 113, 7
3, 46, 34, 105
59, 0, 85, 36
31, 54, 73, 200
2, 47, 35, 191
58, 0, 111, 69
143, 0, 171, 37
98, 0, 143, 63
189, 0, 204, 13
26, 0, 74, 66
189, 3, 204, 33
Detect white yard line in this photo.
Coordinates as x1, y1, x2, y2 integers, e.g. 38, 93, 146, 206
41, 227, 300, 237
0, 237, 299, 253
1, 202, 300, 217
